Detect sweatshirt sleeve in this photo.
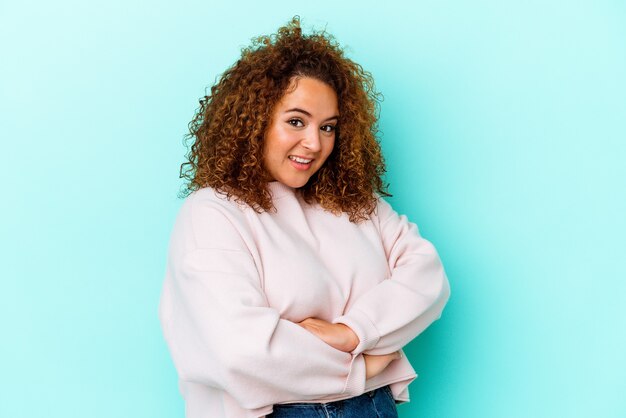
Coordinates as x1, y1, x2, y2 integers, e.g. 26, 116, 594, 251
332, 197, 451, 356
158, 199, 366, 410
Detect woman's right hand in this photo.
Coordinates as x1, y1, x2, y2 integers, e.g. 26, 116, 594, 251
363, 351, 402, 379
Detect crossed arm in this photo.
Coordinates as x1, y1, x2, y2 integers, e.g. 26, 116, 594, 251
297, 318, 402, 379
297, 197, 450, 377
160, 196, 449, 410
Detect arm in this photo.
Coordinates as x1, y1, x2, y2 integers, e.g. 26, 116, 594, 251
297, 318, 402, 379
158, 203, 366, 410
331, 197, 451, 356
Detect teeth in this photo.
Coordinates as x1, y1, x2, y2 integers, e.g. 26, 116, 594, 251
289, 156, 312, 164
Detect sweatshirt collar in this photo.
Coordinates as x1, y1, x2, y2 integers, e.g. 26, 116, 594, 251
268, 181, 296, 199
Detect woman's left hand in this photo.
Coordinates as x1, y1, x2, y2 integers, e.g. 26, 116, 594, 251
297, 318, 359, 353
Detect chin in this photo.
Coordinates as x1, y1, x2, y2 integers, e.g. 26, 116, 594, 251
278, 175, 311, 188
286, 179, 310, 188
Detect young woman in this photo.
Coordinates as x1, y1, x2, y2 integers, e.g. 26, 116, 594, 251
159, 16, 450, 418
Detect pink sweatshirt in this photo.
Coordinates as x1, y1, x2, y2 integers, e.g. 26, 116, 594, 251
158, 182, 450, 418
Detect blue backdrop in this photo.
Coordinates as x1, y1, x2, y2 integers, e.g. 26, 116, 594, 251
1, 1, 625, 417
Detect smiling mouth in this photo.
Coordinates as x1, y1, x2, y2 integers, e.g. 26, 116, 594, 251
288, 156, 313, 164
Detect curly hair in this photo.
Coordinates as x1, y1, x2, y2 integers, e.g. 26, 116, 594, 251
180, 16, 390, 222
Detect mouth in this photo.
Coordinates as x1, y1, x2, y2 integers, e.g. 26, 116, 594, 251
288, 155, 313, 164
288, 155, 314, 170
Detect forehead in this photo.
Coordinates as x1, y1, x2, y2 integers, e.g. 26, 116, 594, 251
277, 77, 339, 112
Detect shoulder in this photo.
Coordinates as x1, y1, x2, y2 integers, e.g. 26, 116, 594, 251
173, 187, 253, 251
180, 187, 251, 224
185, 186, 246, 212
369, 194, 424, 239
370, 194, 397, 224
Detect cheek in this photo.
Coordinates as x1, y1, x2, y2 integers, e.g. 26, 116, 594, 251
263, 131, 285, 160
267, 128, 296, 153
323, 138, 336, 158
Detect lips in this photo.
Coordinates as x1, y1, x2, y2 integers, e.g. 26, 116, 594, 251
288, 155, 315, 171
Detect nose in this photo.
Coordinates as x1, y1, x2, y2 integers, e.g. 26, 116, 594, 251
301, 127, 321, 152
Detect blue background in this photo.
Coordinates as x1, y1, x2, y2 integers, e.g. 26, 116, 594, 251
1, 1, 625, 417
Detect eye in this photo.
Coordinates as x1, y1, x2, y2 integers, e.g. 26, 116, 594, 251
321, 125, 336, 133
288, 118, 304, 127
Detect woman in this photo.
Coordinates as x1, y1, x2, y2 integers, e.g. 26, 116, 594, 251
159, 16, 450, 418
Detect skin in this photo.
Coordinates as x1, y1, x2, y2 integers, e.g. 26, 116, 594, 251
262, 76, 338, 188
263, 76, 401, 379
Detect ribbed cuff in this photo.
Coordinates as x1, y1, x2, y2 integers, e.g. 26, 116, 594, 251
342, 353, 366, 396
333, 307, 380, 355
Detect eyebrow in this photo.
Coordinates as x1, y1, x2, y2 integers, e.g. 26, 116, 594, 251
285, 107, 339, 122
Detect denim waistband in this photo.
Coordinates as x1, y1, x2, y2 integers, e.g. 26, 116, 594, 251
269, 385, 398, 418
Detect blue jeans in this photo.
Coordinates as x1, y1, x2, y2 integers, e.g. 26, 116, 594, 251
268, 386, 399, 418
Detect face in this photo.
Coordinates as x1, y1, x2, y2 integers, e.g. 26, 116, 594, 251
262, 76, 339, 188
